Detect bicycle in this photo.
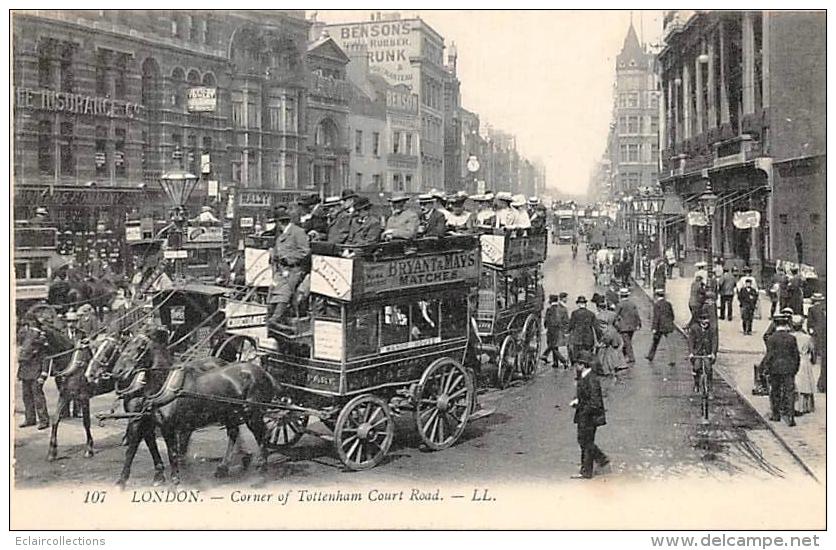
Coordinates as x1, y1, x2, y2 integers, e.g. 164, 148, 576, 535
690, 354, 715, 421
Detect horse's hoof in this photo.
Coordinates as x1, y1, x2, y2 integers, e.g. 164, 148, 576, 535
46, 452, 57, 462
241, 454, 252, 471
214, 465, 229, 479
170, 476, 181, 486
115, 479, 127, 490
152, 472, 166, 486
83, 449, 94, 458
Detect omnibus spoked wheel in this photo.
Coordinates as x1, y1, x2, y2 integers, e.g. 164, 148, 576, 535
263, 409, 309, 450
414, 358, 474, 451
495, 335, 518, 389
213, 335, 258, 362
334, 394, 394, 471
517, 314, 541, 380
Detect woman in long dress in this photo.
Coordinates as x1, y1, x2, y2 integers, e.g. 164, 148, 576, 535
792, 316, 816, 414
595, 303, 624, 376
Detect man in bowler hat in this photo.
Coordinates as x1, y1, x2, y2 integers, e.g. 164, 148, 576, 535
568, 296, 602, 364
570, 350, 609, 479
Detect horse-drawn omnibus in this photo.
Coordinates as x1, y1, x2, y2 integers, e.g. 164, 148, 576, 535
14, 223, 61, 320
474, 228, 547, 388
218, 235, 483, 470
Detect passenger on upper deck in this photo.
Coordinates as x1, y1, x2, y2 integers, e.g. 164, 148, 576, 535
327, 189, 358, 244
267, 206, 311, 327
445, 192, 475, 234
473, 193, 496, 229
345, 196, 382, 247
296, 194, 328, 240
494, 192, 530, 230
382, 193, 419, 241
528, 197, 547, 231
28, 206, 50, 227
418, 191, 449, 238
191, 205, 220, 226
511, 194, 532, 229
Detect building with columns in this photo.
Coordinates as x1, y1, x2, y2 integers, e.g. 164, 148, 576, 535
658, 10, 825, 281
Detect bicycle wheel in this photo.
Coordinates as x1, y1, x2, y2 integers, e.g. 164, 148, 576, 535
700, 360, 710, 421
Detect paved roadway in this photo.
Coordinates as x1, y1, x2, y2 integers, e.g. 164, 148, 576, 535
13, 242, 809, 488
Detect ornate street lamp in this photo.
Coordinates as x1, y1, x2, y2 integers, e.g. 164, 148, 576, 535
159, 170, 200, 280
698, 178, 719, 263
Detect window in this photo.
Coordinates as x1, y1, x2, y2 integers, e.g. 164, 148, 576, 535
372, 174, 382, 191
810, 213, 820, 225
95, 126, 108, 178
441, 294, 469, 339
393, 131, 401, 154
187, 134, 197, 174
355, 172, 363, 189
114, 54, 127, 99
405, 133, 413, 155
284, 154, 296, 188
247, 156, 257, 185
372, 132, 380, 156
620, 143, 640, 162
393, 173, 403, 191
651, 143, 659, 163
269, 104, 281, 131
231, 155, 242, 183
15, 262, 26, 280
355, 130, 363, 154
620, 116, 639, 134
621, 172, 640, 188
202, 136, 212, 154
285, 98, 296, 133
29, 260, 48, 280
778, 214, 788, 225
649, 94, 659, 109
114, 128, 126, 177
247, 99, 259, 129
38, 120, 53, 175
232, 94, 244, 127
649, 116, 659, 135
347, 305, 378, 358
60, 44, 74, 92
619, 92, 639, 108
59, 122, 74, 176
405, 174, 413, 192
38, 44, 52, 88
95, 49, 109, 96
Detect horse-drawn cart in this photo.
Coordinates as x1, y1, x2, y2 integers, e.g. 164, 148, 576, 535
474, 228, 546, 388
219, 235, 483, 470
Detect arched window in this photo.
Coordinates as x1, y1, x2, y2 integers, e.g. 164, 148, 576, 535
141, 57, 161, 107
187, 69, 201, 85
314, 118, 338, 148
171, 67, 185, 109
201, 72, 216, 87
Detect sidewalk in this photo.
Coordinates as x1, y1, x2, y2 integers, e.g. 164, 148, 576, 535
636, 275, 826, 482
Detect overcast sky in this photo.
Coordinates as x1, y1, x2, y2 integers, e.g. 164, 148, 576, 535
314, 9, 663, 197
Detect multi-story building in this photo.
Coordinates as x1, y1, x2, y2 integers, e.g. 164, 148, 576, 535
609, 22, 660, 196
657, 11, 825, 281
13, 9, 311, 234
443, 43, 462, 193
458, 107, 485, 194
326, 12, 446, 192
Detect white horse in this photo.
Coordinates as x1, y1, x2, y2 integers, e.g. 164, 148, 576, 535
594, 248, 615, 285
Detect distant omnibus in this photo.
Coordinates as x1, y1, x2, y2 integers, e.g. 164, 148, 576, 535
552, 209, 577, 244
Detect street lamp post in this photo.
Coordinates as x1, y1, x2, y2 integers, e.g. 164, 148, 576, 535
698, 178, 719, 264
159, 170, 200, 281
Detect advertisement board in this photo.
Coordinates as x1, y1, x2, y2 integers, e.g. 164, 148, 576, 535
187, 87, 217, 112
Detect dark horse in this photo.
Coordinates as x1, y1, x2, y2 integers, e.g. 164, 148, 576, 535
104, 330, 276, 486
20, 322, 99, 461
49, 276, 117, 320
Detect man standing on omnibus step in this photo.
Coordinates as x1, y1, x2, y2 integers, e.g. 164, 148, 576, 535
267, 206, 310, 328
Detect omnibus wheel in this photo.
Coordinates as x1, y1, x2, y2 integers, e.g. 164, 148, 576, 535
496, 335, 518, 389
263, 409, 309, 450
334, 394, 394, 471
517, 314, 541, 380
213, 335, 258, 362
414, 358, 474, 451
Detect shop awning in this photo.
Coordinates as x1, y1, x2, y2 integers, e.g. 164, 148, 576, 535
661, 193, 687, 216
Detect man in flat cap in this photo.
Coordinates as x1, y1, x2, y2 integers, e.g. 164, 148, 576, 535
570, 350, 609, 479
543, 292, 570, 368
267, 205, 310, 327
762, 313, 800, 426
568, 295, 602, 364
382, 194, 419, 241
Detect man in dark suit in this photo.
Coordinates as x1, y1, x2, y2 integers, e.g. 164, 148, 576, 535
700, 290, 720, 355
806, 293, 826, 393
268, 206, 311, 327
688, 274, 706, 327
345, 197, 382, 246
762, 314, 800, 426
327, 189, 358, 244
571, 351, 609, 479
688, 315, 716, 394
543, 292, 570, 368
567, 296, 602, 364
786, 268, 804, 315
418, 193, 448, 238
614, 288, 641, 364
646, 288, 676, 366
16, 324, 50, 430
737, 278, 759, 335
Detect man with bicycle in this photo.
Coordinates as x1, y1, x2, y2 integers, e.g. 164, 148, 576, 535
688, 314, 716, 396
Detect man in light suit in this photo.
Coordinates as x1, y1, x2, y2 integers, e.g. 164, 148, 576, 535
614, 288, 641, 364
267, 206, 310, 327
382, 194, 419, 241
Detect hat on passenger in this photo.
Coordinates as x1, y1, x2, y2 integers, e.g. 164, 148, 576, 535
272, 206, 292, 222
812, 293, 825, 302
772, 312, 790, 324
417, 193, 434, 203
35, 207, 49, 216
388, 193, 409, 203
447, 193, 467, 205
654, 288, 666, 296
528, 196, 540, 205
549, 294, 559, 302
511, 194, 527, 207
298, 194, 320, 207
353, 196, 372, 211
780, 307, 795, 316
576, 295, 588, 304
559, 292, 568, 299
695, 261, 707, 268
324, 195, 342, 205
619, 288, 630, 297
65, 310, 79, 321
341, 189, 358, 200
495, 191, 513, 202
429, 188, 446, 200
790, 315, 804, 330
